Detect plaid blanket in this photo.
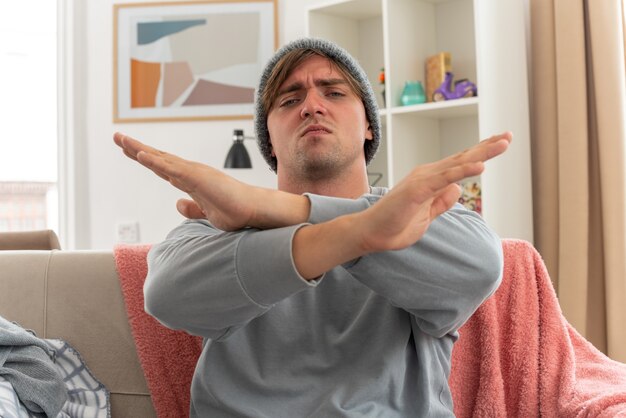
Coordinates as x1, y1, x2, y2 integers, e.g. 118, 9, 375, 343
0, 339, 110, 418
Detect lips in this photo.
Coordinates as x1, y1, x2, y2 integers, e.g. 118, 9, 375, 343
301, 124, 332, 137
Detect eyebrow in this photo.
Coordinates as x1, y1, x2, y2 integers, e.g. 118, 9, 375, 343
277, 78, 348, 97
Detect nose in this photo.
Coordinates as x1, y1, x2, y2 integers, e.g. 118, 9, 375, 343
300, 92, 327, 119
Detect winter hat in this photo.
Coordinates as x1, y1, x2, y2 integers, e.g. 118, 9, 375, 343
254, 38, 381, 172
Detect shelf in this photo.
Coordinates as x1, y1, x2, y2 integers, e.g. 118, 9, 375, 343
389, 97, 478, 119
307, 0, 534, 242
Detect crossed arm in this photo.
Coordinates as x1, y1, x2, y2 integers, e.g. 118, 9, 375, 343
113, 131, 511, 280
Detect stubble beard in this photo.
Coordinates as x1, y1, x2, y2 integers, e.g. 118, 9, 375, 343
291, 137, 360, 182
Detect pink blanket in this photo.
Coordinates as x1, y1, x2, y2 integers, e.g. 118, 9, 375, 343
114, 245, 202, 418
115, 240, 626, 418
451, 239, 626, 417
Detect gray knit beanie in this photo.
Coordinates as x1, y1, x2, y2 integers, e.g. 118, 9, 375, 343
254, 37, 381, 172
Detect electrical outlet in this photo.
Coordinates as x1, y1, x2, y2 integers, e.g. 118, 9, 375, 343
116, 222, 140, 243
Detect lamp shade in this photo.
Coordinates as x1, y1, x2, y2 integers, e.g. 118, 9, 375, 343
224, 141, 252, 169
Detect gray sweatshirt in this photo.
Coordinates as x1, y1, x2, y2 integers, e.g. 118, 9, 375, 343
145, 187, 503, 417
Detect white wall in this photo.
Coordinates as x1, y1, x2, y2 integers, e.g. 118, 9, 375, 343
72, 0, 527, 248
72, 0, 320, 249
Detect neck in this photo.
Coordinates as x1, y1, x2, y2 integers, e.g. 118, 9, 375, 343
277, 165, 370, 198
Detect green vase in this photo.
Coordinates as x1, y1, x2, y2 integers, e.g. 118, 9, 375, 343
400, 81, 426, 106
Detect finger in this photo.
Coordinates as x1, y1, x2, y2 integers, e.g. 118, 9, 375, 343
469, 131, 512, 160
430, 184, 462, 219
452, 136, 509, 164
122, 148, 139, 162
425, 132, 512, 172
115, 132, 201, 177
114, 132, 164, 159
136, 151, 197, 193
443, 161, 485, 183
480, 134, 511, 159
114, 132, 141, 156
136, 150, 176, 176
412, 161, 484, 204
480, 131, 513, 145
114, 133, 140, 162
176, 199, 206, 219
113, 132, 126, 147
118, 147, 173, 183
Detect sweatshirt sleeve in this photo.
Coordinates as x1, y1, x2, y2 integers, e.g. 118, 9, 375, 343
347, 205, 503, 337
144, 219, 322, 340
305, 191, 503, 338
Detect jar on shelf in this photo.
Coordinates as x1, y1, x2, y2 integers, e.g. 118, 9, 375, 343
400, 81, 426, 106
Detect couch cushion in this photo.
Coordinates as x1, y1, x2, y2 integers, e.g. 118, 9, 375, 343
0, 251, 49, 335
45, 251, 154, 411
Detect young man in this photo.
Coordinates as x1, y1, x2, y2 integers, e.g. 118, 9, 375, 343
114, 38, 512, 417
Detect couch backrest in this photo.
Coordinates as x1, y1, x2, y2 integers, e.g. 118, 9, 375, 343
0, 250, 156, 417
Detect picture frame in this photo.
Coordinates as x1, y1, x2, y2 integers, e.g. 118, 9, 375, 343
113, 0, 278, 123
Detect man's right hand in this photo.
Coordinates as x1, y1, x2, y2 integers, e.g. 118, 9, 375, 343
113, 133, 310, 231
292, 132, 512, 279
354, 132, 512, 254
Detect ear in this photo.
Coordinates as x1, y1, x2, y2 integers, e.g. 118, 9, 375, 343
269, 137, 275, 157
365, 124, 373, 141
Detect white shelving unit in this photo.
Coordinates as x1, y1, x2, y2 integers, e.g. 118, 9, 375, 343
307, 0, 534, 242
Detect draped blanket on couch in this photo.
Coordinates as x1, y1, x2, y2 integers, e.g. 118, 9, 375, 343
450, 239, 626, 417
115, 239, 626, 418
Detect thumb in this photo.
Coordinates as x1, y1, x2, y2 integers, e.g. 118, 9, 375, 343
176, 198, 206, 219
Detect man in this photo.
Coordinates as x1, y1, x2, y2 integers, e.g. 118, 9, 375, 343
114, 38, 511, 417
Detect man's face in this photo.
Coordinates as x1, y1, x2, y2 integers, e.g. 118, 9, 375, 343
266, 55, 373, 180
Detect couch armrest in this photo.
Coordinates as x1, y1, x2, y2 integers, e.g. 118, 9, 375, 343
0, 250, 156, 417
0, 230, 61, 250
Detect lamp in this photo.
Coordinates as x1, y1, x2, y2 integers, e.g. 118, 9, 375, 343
224, 129, 254, 169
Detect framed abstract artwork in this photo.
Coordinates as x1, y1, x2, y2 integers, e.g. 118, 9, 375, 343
113, 0, 278, 122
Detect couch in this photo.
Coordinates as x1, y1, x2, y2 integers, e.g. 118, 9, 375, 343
0, 249, 156, 417
2, 240, 626, 417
